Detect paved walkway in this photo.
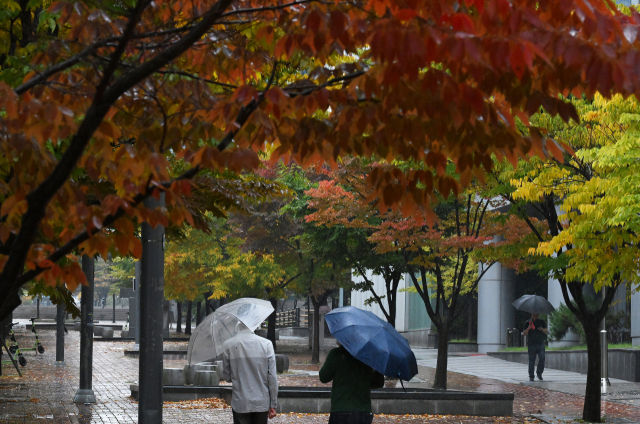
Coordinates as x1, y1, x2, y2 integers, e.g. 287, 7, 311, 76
1, 324, 539, 423
411, 348, 640, 422
2, 323, 640, 423
413, 349, 627, 385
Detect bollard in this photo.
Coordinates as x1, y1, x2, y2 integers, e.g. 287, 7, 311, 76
601, 329, 611, 391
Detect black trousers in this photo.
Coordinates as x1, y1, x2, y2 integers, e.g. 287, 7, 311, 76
528, 343, 545, 378
328, 412, 374, 424
232, 410, 268, 424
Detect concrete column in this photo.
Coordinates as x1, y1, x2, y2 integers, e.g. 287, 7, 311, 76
632, 289, 640, 347
477, 262, 516, 353
138, 193, 165, 424
74, 255, 96, 403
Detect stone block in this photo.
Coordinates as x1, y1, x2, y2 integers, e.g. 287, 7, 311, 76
473, 399, 512, 416
438, 400, 474, 415
194, 370, 219, 387
102, 328, 114, 338
185, 362, 217, 384
121, 330, 129, 338
275, 354, 289, 373
163, 368, 185, 386
93, 326, 103, 336
74, 322, 81, 331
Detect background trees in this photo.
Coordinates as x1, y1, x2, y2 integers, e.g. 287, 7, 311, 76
306, 159, 537, 388
2, 0, 640, 323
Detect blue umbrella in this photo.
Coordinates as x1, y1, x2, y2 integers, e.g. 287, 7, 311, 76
325, 306, 418, 381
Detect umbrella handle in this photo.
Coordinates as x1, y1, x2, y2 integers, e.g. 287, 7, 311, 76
399, 377, 406, 393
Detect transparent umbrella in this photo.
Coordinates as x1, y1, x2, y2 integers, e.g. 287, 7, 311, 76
187, 298, 274, 365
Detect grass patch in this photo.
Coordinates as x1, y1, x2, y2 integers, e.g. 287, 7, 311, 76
449, 339, 475, 343
500, 343, 637, 352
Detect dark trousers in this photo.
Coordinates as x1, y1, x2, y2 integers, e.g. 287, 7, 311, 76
328, 412, 374, 424
528, 343, 545, 378
232, 410, 268, 424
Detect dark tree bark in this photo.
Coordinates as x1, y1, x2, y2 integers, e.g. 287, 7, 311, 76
309, 293, 329, 364
176, 301, 182, 333
434, 326, 449, 389
267, 297, 277, 350
204, 291, 213, 316
559, 277, 619, 422
467, 298, 474, 341
185, 300, 192, 335
196, 301, 202, 326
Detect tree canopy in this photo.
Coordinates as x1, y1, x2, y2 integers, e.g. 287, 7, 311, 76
2, 0, 640, 322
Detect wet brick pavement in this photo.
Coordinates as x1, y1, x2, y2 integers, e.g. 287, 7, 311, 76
0, 327, 638, 423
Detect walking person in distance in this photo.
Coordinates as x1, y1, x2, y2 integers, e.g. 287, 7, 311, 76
523, 313, 548, 382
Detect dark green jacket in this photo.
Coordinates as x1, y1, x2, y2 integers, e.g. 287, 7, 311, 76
524, 318, 547, 346
319, 346, 385, 413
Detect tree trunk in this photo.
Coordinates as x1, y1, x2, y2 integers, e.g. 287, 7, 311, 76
311, 297, 321, 364
176, 302, 182, 333
267, 297, 277, 350
583, 318, 602, 422
433, 327, 449, 390
467, 301, 474, 341
196, 301, 202, 326
204, 291, 212, 316
185, 300, 192, 335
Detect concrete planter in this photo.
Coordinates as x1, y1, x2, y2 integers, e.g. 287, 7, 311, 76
101, 328, 114, 338
193, 370, 220, 387
185, 363, 217, 385
74, 322, 81, 331
130, 385, 513, 416
121, 330, 129, 338
275, 354, 289, 373
93, 326, 103, 336
488, 348, 640, 382
163, 368, 186, 386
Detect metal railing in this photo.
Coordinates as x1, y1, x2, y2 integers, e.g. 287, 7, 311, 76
275, 308, 301, 328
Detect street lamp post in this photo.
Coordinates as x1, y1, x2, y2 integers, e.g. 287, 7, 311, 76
138, 193, 165, 423
55, 301, 65, 367
74, 255, 96, 403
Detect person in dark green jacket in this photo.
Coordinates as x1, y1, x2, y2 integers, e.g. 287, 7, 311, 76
319, 343, 385, 424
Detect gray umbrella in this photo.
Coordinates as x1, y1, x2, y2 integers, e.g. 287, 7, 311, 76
511, 295, 555, 314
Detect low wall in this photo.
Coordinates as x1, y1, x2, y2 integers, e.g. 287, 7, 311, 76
14, 306, 129, 321
129, 385, 513, 416
488, 349, 640, 382
448, 342, 478, 353
400, 329, 432, 348
279, 327, 309, 338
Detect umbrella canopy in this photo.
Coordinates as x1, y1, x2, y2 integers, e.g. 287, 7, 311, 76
187, 298, 274, 365
512, 295, 555, 315
325, 306, 418, 381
